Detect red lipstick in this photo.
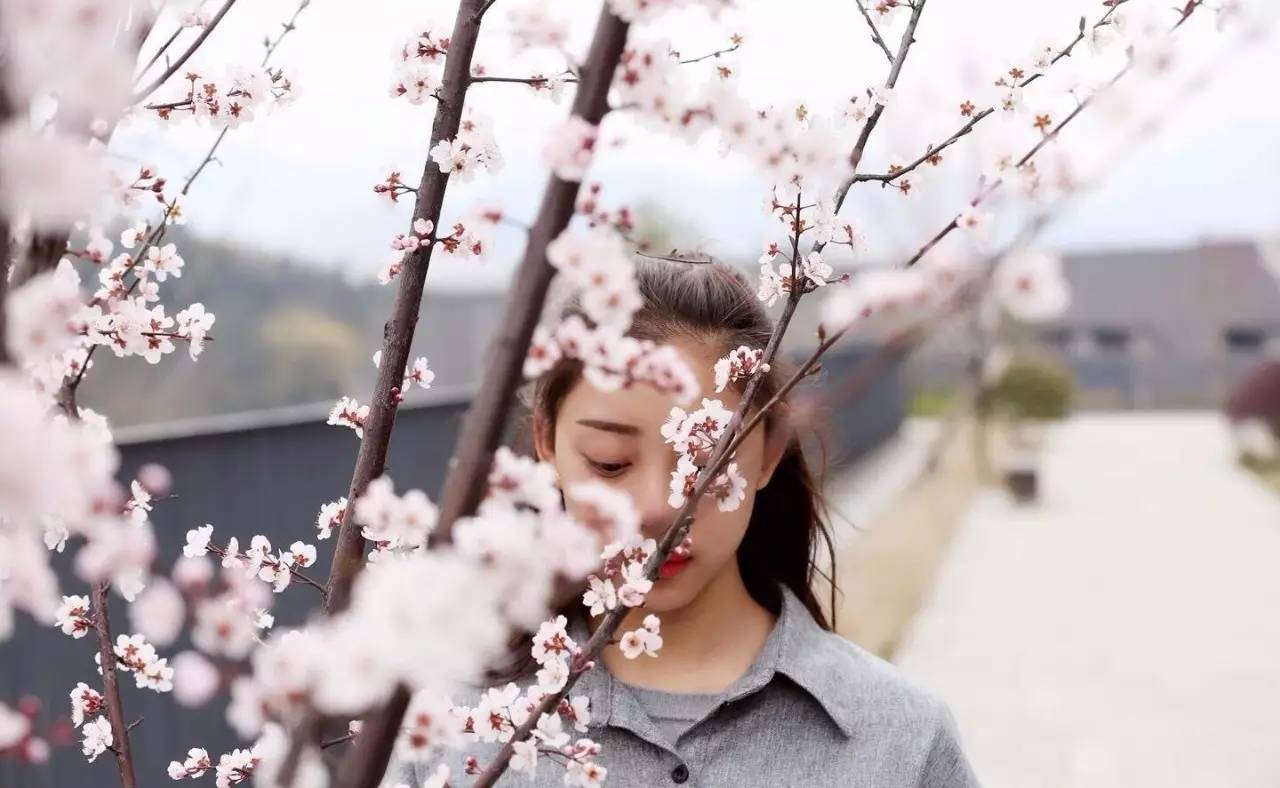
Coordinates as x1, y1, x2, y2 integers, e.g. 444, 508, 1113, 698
658, 554, 691, 579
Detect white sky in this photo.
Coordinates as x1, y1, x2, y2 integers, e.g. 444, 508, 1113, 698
112, 0, 1280, 289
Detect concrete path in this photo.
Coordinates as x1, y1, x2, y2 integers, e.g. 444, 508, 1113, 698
895, 414, 1280, 788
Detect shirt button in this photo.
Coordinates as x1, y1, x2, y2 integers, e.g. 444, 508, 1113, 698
671, 764, 690, 783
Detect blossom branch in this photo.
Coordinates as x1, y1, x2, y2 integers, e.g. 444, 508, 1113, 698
431, 7, 630, 545
90, 582, 137, 788
273, 3, 494, 785
135, 24, 184, 85
844, 0, 927, 175
851, 3, 1129, 186
320, 731, 358, 749
677, 39, 742, 65
855, 1, 896, 63
904, 2, 1213, 268
337, 8, 632, 788
470, 74, 578, 86
133, 0, 240, 102
324, 0, 492, 616
55, 0, 310, 409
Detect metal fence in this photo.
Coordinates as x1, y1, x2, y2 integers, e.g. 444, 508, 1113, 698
0, 345, 904, 787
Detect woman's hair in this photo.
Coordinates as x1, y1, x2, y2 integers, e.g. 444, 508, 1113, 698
517, 257, 838, 629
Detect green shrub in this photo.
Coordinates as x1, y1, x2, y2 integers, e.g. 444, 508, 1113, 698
909, 388, 953, 417
988, 354, 1073, 421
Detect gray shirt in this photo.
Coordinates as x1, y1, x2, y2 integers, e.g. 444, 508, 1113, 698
618, 683, 721, 745
384, 586, 980, 787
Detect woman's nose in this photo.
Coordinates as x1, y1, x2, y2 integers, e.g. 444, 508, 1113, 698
636, 463, 680, 539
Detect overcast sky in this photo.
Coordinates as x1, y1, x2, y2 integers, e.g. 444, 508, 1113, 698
112, 0, 1280, 289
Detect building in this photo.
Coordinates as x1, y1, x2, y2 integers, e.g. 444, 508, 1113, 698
1038, 240, 1280, 409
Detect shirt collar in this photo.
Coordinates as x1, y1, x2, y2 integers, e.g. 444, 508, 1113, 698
569, 585, 856, 739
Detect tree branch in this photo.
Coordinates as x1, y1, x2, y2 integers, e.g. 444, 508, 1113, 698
678, 40, 741, 65
133, 0, 240, 103
470, 74, 578, 86
283, 4, 494, 785
848, 1, 1129, 187
91, 582, 137, 788
855, 1, 896, 63
334, 8, 632, 788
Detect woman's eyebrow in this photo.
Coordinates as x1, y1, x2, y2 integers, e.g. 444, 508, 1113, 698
576, 418, 640, 436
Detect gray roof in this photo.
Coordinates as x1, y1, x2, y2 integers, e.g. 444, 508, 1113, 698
1053, 240, 1280, 356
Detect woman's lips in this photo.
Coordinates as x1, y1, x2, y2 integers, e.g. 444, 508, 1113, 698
658, 555, 691, 580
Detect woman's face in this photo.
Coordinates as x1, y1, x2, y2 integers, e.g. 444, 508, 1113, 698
534, 336, 788, 614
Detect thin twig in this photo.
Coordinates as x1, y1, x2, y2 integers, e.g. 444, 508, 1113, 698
470, 74, 578, 86
831, 0, 927, 220
133, 0, 240, 102
902, 1, 1211, 269
135, 24, 184, 86
855, 1, 896, 63
678, 41, 741, 65
320, 731, 358, 749
635, 250, 717, 265
849, 1, 1129, 187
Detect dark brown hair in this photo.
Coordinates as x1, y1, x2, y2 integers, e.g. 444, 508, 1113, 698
520, 257, 838, 629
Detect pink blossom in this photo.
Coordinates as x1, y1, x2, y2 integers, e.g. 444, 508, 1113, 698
172, 651, 220, 708
128, 578, 185, 647
545, 117, 599, 182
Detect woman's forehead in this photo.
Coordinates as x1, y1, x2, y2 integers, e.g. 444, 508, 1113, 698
561, 340, 740, 426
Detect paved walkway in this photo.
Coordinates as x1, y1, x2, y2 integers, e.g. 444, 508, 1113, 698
895, 414, 1280, 788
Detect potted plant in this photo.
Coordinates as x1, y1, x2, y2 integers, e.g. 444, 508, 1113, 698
985, 353, 1073, 503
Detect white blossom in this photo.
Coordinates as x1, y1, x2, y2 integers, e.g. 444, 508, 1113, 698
69, 682, 104, 727
545, 117, 599, 182
81, 716, 113, 762
993, 249, 1071, 323
184, 525, 214, 558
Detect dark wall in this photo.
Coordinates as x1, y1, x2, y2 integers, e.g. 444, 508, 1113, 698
0, 346, 903, 787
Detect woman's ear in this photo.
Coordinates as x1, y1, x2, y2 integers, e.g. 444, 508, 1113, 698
532, 410, 556, 464
756, 408, 793, 490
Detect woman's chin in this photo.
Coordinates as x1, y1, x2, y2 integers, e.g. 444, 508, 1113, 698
641, 576, 700, 613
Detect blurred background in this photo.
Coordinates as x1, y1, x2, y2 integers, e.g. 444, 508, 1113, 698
4, 1, 1280, 786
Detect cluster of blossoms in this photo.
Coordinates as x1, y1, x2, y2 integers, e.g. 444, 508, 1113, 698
326, 353, 434, 436
55, 595, 93, 639
354, 476, 439, 556
149, 66, 297, 128
523, 224, 700, 404
374, 349, 437, 400
619, 614, 664, 660
456, 681, 603, 784
662, 398, 747, 511
544, 116, 600, 182
713, 345, 768, 393
581, 534, 656, 618
390, 23, 450, 105
108, 633, 175, 693
0, 370, 141, 632
430, 112, 504, 182
184, 524, 317, 595
327, 396, 370, 438
817, 244, 1071, 341
378, 209, 500, 283
315, 496, 349, 540
205, 448, 607, 779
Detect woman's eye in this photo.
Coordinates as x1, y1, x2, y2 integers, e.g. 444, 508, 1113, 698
586, 457, 628, 476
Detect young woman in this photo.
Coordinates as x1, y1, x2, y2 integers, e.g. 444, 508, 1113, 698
385, 259, 979, 787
